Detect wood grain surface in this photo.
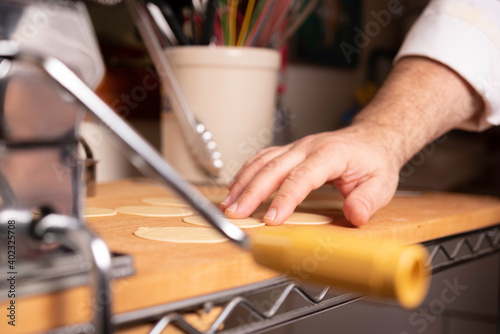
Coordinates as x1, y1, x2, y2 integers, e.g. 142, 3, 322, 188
3, 178, 500, 333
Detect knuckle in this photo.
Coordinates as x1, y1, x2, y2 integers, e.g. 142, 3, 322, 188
289, 165, 311, 181
317, 142, 335, 153
262, 159, 281, 173
253, 155, 268, 168
237, 156, 270, 184
231, 179, 247, 192
274, 190, 301, 206
255, 146, 277, 158
232, 173, 255, 190
241, 158, 254, 169
262, 146, 279, 153
300, 135, 315, 144
240, 184, 261, 200
318, 138, 346, 153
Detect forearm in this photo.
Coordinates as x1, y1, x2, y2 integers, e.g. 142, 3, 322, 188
352, 56, 482, 168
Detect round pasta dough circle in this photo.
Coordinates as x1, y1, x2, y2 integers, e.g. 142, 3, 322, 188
298, 200, 344, 210
134, 227, 227, 243
183, 216, 264, 228
116, 206, 193, 217
142, 197, 189, 207
283, 212, 332, 225
85, 207, 117, 218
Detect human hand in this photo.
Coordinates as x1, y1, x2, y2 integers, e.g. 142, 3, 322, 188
219, 57, 482, 227
219, 124, 401, 226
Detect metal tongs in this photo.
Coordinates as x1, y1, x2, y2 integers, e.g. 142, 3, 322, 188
127, 0, 223, 177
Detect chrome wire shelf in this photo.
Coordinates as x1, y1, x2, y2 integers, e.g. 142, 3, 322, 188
424, 225, 500, 274
144, 281, 359, 334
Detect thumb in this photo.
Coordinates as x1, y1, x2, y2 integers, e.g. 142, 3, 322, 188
343, 177, 395, 227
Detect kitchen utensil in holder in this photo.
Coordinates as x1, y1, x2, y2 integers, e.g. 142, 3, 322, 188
128, 0, 224, 178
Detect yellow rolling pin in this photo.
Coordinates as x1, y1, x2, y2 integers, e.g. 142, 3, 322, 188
249, 227, 431, 309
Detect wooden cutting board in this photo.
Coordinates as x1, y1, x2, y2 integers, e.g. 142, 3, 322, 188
3, 178, 500, 334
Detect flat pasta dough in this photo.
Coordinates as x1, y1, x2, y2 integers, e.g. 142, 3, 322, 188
141, 197, 189, 207
298, 199, 344, 210
283, 212, 333, 225
253, 212, 333, 225
116, 206, 193, 217
183, 216, 265, 228
134, 227, 227, 243
85, 207, 117, 218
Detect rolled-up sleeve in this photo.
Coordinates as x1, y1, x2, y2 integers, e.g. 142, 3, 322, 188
395, 0, 500, 131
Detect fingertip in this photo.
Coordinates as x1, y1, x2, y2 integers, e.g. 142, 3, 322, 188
263, 208, 283, 225
224, 209, 241, 219
224, 202, 238, 217
224, 201, 255, 220
351, 215, 369, 227
264, 219, 283, 226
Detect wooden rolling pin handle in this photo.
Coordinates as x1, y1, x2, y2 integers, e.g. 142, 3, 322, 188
249, 228, 431, 309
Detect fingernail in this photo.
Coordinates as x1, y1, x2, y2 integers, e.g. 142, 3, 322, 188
264, 208, 277, 221
225, 202, 238, 213
220, 194, 231, 206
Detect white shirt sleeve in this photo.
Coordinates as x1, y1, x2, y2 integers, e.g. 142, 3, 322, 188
395, 0, 500, 131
